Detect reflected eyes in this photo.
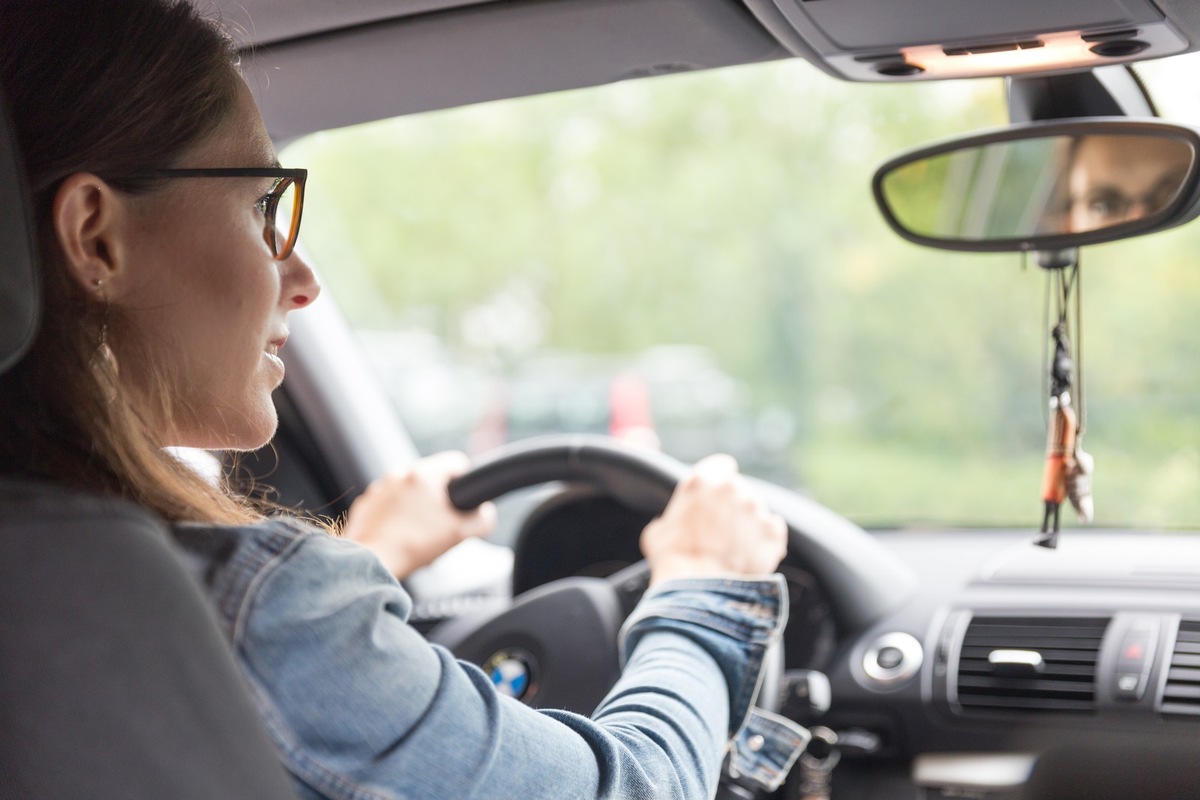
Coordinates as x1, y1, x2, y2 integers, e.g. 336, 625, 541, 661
1076, 182, 1177, 222
1082, 188, 1127, 219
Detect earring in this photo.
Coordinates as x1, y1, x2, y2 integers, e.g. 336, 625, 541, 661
92, 278, 109, 351
90, 281, 119, 388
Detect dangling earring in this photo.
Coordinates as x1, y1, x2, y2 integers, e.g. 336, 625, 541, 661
91, 278, 119, 386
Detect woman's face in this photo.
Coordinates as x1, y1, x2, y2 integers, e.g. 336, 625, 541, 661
116, 78, 321, 450
1067, 135, 1193, 233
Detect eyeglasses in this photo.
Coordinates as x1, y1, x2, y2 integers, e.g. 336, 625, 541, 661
1070, 179, 1180, 226
153, 167, 307, 260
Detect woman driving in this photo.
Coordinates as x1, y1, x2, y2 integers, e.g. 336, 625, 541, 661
0, 1, 806, 797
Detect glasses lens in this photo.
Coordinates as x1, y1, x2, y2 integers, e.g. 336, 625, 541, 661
272, 179, 302, 258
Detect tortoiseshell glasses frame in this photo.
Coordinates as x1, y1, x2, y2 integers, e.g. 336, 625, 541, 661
152, 167, 307, 260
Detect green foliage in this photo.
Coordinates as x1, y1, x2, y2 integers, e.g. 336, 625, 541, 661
285, 59, 1200, 528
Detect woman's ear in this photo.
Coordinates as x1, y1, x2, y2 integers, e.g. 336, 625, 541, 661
52, 173, 133, 297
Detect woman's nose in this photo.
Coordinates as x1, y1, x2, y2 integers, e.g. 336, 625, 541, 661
281, 249, 321, 309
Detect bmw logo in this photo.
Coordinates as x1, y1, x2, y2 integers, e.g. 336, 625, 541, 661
483, 649, 539, 702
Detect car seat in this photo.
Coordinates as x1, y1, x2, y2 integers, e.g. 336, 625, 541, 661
0, 89, 298, 799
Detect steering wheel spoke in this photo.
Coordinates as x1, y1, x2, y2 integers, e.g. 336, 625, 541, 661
605, 559, 652, 620
427, 576, 624, 714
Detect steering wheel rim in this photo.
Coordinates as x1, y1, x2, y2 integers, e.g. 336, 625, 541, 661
448, 434, 917, 633
448, 434, 686, 517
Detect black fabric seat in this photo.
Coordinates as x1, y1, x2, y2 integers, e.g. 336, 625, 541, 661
0, 90, 297, 799
0, 481, 299, 799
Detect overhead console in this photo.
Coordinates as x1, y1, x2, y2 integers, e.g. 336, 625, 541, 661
740, 0, 1191, 80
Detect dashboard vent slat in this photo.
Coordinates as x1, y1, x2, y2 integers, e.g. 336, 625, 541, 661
960, 646, 1099, 664
1172, 654, 1200, 669
957, 676, 1096, 694
955, 616, 1109, 716
1161, 621, 1200, 716
965, 624, 1109, 640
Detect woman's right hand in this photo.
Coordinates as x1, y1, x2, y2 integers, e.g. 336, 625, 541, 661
640, 454, 788, 586
341, 451, 496, 579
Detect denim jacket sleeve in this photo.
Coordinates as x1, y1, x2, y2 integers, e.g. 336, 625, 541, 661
170, 520, 808, 800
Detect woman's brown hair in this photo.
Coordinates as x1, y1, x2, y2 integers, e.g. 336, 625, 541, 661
0, 0, 261, 523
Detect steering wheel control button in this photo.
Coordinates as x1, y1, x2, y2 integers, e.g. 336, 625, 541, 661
861, 632, 923, 688
483, 649, 539, 702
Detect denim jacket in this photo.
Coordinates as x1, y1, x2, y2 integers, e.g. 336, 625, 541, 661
171, 518, 808, 800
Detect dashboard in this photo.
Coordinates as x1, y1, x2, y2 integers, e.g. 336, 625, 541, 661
507, 490, 1200, 798
801, 528, 1200, 799
847, 529, 1200, 716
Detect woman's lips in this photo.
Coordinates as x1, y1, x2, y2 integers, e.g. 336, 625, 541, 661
265, 336, 288, 376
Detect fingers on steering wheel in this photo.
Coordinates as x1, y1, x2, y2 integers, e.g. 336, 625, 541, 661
421, 450, 472, 479
459, 500, 498, 540
693, 453, 738, 477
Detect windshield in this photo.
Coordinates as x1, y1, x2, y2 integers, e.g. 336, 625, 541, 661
284, 56, 1200, 529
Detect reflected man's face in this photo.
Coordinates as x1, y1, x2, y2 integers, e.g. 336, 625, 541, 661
1068, 135, 1192, 233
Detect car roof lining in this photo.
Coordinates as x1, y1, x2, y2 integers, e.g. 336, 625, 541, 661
224, 0, 1200, 142
1158, 0, 1200, 42
212, 0, 492, 48
236, 0, 791, 142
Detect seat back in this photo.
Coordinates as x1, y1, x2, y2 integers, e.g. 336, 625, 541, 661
0, 85, 38, 373
0, 482, 300, 799
0, 89, 297, 799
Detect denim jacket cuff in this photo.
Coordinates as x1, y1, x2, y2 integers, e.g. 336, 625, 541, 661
726, 708, 810, 792
619, 575, 788, 736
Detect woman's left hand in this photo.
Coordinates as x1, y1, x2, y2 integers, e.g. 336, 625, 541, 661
342, 451, 497, 579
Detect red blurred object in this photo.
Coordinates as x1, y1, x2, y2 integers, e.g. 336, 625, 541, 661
608, 371, 660, 449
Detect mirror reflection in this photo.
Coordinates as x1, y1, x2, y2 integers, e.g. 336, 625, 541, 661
879, 133, 1194, 244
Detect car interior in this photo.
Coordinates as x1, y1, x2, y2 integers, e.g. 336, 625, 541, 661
8, 0, 1200, 798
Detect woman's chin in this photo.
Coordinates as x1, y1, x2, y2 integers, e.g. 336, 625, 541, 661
168, 405, 278, 452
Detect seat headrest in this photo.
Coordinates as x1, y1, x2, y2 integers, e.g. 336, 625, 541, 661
0, 89, 40, 374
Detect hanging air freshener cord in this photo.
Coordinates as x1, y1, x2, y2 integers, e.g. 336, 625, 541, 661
1035, 256, 1094, 549
1066, 260, 1094, 525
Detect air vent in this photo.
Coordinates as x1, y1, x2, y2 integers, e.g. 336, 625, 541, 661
1161, 621, 1200, 716
955, 616, 1109, 714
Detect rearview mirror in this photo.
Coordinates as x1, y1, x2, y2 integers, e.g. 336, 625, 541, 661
873, 119, 1200, 253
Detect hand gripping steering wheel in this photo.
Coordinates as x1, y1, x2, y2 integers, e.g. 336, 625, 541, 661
430, 434, 914, 716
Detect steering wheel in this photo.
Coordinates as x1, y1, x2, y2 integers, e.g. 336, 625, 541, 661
428, 435, 916, 716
